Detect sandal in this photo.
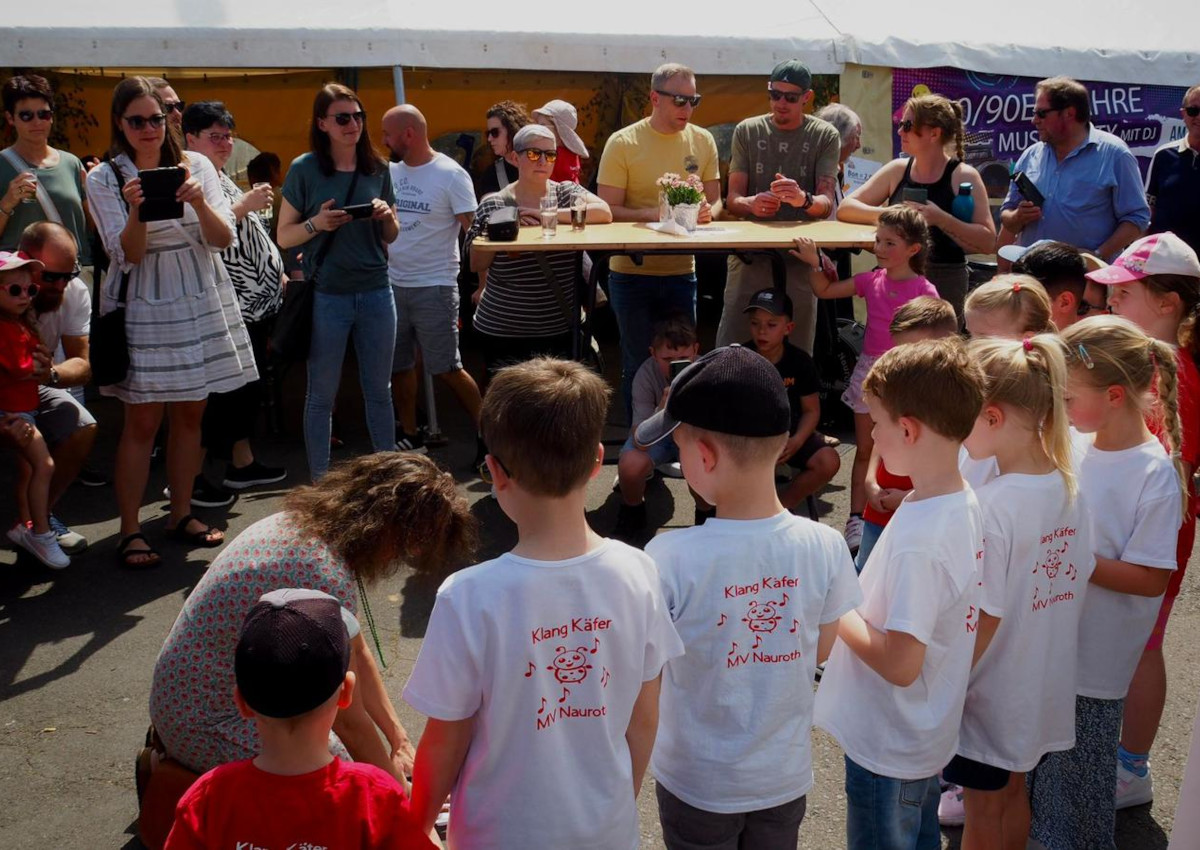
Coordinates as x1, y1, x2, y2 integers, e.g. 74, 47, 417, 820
116, 533, 162, 570
167, 514, 224, 548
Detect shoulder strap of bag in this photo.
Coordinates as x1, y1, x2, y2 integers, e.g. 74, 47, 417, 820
308, 168, 361, 282
494, 157, 510, 189
1, 146, 64, 225
105, 158, 132, 307
534, 253, 575, 328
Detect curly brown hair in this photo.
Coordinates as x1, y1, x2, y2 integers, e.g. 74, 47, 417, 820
486, 100, 531, 154
284, 453, 477, 582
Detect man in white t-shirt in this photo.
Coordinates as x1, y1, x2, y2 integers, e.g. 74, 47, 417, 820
381, 105, 482, 458
635, 345, 861, 848
404, 358, 683, 849
9, 222, 96, 553
813, 337, 986, 850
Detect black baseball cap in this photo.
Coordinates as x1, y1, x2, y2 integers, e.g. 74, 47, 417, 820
769, 60, 813, 91
635, 345, 791, 447
235, 589, 355, 719
743, 287, 794, 319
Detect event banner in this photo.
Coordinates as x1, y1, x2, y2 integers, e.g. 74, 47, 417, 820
892, 68, 1190, 198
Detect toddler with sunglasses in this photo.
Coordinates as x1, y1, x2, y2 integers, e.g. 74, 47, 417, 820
0, 251, 69, 569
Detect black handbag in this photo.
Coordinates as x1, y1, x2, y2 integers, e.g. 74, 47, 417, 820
271, 169, 360, 361
92, 161, 132, 387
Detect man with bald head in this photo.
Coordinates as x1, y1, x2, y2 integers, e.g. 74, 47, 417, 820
380, 105, 482, 457
8, 221, 97, 552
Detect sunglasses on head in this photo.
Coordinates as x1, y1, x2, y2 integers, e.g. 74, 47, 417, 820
767, 87, 804, 104
162, 101, 186, 114
327, 111, 365, 126
477, 454, 512, 485
1034, 107, 1064, 119
518, 148, 558, 163
655, 90, 702, 108
39, 264, 81, 285
1184, 106, 1200, 117
16, 109, 53, 122
898, 119, 915, 132
5, 282, 38, 298
123, 114, 167, 131
486, 127, 503, 139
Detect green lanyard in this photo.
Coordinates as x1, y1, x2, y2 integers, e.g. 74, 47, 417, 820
356, 575, 386, 669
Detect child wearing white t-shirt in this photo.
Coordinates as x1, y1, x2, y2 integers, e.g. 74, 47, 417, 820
404, 358, 683, 850
635, 345, 861, 849
813, 337, 986, 850
1029, 317, 1186, 850
944, 335, 1096, 845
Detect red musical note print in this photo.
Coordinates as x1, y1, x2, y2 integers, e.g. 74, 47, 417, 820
752, 633, 763, 649
523, 662, 536, 678
728, 642, 739, 656
537, 697, 547, 715
589, 637, 599, 654
717, 613, 728, 627
558, 686, 571, 703
789, 619, 799, 634
601, 667, 610, 688
780, 592, 789, 606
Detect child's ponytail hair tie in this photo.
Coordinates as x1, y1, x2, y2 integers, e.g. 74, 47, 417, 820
1022, 338, 1034, 352
1012, 282, 1022, 293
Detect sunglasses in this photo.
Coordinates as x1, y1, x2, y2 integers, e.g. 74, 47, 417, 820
518, 148, 558, 163
5, 282, 39, 298
1034, 107, 1064, 119
16, 109, 53, 122
162, 101, 186, 114
767, 88, 804, 104
327, 111, 366, 126
486, 127, 503, 139
1076, 299, 1108, 317
898, 119, 915, 133
655, 90, 702, 108
123, 114, 167, 131
198, 131, 234, 144
477, 454, 512, 485
1184, 106, 1200, 117
39, 264, 81, 285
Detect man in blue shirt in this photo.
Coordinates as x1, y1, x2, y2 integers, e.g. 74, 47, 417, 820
999, 76, 1149, 261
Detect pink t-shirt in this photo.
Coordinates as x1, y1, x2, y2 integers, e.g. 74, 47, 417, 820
854, 268, 940, 356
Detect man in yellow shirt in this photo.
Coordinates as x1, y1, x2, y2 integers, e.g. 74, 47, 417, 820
597, 63, 720, 418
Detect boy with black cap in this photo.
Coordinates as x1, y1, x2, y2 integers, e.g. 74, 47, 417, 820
742, 286, 841, 511
165, 589, 435, 849
638, 345, 861, 849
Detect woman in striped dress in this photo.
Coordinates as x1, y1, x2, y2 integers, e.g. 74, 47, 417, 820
87, 77, 256, 568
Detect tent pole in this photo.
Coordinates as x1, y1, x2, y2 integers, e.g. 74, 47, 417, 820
392, 66, 406, 105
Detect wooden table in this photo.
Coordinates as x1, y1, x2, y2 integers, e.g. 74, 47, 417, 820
471, 219, 877, 357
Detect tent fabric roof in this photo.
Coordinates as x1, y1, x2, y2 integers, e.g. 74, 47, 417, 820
4, 1, 1197, 85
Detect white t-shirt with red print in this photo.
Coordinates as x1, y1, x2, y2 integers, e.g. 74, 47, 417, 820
815, 488, 984, 780
958, 472, 1095, 772
645, 512, 860, 813
1073, 434, 1181, 699
403, 539, 683, 850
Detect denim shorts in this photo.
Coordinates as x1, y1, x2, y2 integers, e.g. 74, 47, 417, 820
621, 433, 679, 466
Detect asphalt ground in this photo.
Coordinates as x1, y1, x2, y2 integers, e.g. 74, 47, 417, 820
1, 296, 1197, 849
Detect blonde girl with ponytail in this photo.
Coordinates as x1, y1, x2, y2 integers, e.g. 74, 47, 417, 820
945, 333, 1093, 849
837, 93, 995, 323
1029, 315, 1186, 850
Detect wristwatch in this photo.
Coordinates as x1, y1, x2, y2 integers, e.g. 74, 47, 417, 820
49, 367, 60, 387
304, 218, 317, 235
799, 191, 815, 211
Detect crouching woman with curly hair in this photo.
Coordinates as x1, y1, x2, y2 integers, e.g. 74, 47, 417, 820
148, 452, 477, 785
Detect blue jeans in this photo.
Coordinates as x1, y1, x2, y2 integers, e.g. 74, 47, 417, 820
854, 519, 886, 574
607, 272, 696, 420
844, 756, 941, 850
305, 287, 397, 479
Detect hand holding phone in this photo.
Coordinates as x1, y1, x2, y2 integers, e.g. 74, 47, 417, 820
339, 202, 376, 220
138, 166, 187, 222
1012, 172, 1045, 207
901, 187, 929, 205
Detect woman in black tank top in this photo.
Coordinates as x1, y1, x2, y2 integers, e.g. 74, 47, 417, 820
836, 94, 996, 322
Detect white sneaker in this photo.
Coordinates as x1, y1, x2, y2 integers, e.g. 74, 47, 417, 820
844, 514, 865, 553
938, 784, 966, 826
656, 461, 685, 479
6, 521, 28, 548
18, 527, 71, 569
1115, 760, 1153, 809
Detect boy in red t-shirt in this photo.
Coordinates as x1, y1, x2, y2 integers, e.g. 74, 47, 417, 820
165, 589, 436, 850
856, 297, 959, 572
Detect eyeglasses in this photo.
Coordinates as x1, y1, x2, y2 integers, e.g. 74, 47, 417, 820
517, 148, 558, 163
123, 114, 167, 131
486, 127, 503, 139
198, 131, 234, 145
477, 454, 512, 485
655, 90, 702, 108
39, 265, 81, 285
162, 101, 186, 115
5, 282, 38, 298
1034, 107, 1064, 119
1184, 106, 1200, 117
1076, 300, 1108, 317
898, 119, 915, 133
767, 87, 804, 104
327, 111, 366, 126
16, 109, 53, 122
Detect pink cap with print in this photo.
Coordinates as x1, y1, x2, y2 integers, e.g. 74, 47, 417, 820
0, 250, 43, 274
1086, 232, 1200, 285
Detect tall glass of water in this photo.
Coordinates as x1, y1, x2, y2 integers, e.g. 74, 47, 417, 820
540, 195, 558, 239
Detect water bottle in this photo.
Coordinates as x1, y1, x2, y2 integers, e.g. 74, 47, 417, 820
951, 182, 974, 223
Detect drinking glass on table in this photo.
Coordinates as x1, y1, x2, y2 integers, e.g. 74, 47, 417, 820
539, 195, 558, 239
571, 193, 587, 232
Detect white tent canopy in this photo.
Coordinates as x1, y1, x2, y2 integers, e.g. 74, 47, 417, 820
4, 0, 1197, 85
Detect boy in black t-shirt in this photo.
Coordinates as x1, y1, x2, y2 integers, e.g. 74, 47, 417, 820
742, 288, 841, 511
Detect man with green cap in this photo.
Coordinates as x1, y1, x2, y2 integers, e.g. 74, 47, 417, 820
716, 60, 841, 355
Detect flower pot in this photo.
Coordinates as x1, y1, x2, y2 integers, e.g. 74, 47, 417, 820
671, 203, 700, 233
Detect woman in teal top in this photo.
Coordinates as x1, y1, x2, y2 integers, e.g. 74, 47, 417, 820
278, 83, 400, 479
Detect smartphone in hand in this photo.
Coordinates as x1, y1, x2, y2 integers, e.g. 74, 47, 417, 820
1012, 172, 1045, 207
669, 360, 691, 381
339, 202, 376, 220
900, 187, 929, 204
138, 166, 186, 222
